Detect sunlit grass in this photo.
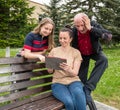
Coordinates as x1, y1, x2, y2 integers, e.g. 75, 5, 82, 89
0, 48, 21, 57
89, 48, 120, 109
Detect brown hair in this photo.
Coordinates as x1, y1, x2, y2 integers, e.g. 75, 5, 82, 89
60, 26, 73, 39
32, 17, 55, 52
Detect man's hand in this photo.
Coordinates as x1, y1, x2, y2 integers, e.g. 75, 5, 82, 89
82, 16, 91, 31
102, 33, 112, 41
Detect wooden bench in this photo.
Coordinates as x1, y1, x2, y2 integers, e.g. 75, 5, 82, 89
0, 57, 64, 110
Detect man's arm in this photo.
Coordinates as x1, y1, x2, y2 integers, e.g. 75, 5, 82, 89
91, 20, 112, 41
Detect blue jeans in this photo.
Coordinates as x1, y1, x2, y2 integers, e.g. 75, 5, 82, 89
52, 81, 86, 110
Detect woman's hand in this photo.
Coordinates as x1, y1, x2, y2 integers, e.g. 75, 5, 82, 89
60, 62, 71, 72
59, 61, 80, 77
47, 68, 54, 73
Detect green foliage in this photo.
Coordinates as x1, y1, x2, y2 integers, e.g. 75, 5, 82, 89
39, 0, 65, 45
0, 0, 119, 47
42, 0, 120, 45
0, 0, 36, 48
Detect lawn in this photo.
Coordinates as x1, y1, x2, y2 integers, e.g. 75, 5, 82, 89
90, 47, 120, 109
0, 47, 120, 109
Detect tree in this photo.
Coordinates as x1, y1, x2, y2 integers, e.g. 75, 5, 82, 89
0, 0, 35, 47
60, 0, 120, 44
97, 0, 120, 35
39, 0, 64, 45
39, 0, 120, 45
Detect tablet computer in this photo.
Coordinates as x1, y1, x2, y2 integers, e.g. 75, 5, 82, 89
45, 56, 67, 70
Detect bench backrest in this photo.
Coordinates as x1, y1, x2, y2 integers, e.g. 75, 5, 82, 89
0, 57, 52, 110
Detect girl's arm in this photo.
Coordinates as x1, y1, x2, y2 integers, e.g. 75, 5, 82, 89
23, 49, 45, 62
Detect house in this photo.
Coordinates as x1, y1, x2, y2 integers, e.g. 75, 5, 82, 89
27, 0, 46, 22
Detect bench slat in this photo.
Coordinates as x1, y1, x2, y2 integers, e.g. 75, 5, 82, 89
35, 96, 64, 110
0, 71, 50, 83
0, 92, 52, 110
0, 57, 38, 64
13, 96, 55, 110
0, 77, 52, 93
0, 63, 45, 74
0, 57, 64, 110
10, 96, 64, 110
0, 85, 51, 103
42, 100, 64, 110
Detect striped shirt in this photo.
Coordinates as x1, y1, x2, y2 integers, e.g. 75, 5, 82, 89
23, 32, 48, 52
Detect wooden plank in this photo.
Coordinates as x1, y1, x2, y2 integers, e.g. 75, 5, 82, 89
43, 101, 64, 110
0, 92, 52, 110
0, 70, 50, 83
0, 57, 64, 110
0, 63, 46, 74
10, 96, 64, 110
0, 85, 51, 103
0, 57, 39, 64
31, 96, 64, 110
0, 77, 52, 93
12, 96, 55, 110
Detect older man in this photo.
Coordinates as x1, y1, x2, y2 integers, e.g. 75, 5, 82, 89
72, 13, 112, 110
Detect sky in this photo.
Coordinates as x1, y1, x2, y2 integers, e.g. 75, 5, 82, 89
30, 0, 50, 5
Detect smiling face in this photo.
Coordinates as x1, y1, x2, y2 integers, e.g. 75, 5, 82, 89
40, 23, 53, 37
59, 31, 72, 47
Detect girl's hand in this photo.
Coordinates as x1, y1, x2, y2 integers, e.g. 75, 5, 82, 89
20, 50, 25, 56
38, 55, 45, 62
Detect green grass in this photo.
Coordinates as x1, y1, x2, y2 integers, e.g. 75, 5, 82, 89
0, 47, 120, 109
0, 48, 21, 57
89, 47, 120, 109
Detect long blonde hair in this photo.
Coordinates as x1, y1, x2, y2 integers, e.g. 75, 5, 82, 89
32, 17, 55, 52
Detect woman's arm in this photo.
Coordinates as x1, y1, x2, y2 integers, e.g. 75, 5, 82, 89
60, 50, 82, 77
60, 60, 81, 77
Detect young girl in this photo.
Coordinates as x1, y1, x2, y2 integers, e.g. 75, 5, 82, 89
21, 17, 55, 61
48, 27, 86, 110
12, 18, 55, 92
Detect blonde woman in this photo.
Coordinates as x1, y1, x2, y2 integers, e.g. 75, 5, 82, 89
13, 18, 55, 92
21, 17, 55, 61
